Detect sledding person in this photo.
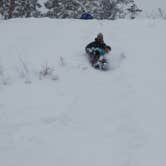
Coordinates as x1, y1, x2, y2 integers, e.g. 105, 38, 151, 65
85, 33, 111, 68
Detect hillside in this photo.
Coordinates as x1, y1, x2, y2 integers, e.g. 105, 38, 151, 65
136, 0, 166, 11
0, 18, 166, 166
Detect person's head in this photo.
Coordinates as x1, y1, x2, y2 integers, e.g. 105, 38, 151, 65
105, 46, 111, 53
96, 33, 104, 43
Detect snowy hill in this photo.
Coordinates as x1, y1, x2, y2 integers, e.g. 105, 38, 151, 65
136, 0, 166, 11
0, 18, 166, 166
135, 0, 166, 18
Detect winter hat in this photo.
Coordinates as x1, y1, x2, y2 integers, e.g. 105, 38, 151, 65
97, 33, 103, 39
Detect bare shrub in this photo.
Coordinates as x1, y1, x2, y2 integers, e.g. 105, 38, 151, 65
39, 63, 59, 81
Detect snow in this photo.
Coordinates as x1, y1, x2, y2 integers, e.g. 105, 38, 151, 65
38, 0, 49, 13
135, 0, 166, 18
0, 18, 166, 166
136, 0, 166, 11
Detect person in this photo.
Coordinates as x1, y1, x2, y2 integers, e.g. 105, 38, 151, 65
85, 33, 111, 68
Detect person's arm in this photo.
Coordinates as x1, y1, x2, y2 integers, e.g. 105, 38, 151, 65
86, 42, 97, 54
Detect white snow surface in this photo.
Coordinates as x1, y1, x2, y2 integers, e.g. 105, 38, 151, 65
0, 18, 166, 166
135, 0, 166, 19
136, 0, 166, 11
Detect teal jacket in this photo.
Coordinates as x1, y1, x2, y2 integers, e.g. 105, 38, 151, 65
95, 48, 106, 56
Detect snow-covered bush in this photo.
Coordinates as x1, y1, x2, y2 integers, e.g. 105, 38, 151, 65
0, 0, 42, 19
0, 0, 141, 20
45, 0, 141, 19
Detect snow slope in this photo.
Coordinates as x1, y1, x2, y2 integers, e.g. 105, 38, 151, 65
0, 18, 166, 166
136, 0, 166, 11
135, 0, 166, 18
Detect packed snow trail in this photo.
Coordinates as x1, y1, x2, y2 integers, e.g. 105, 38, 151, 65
0, 18, 166, 166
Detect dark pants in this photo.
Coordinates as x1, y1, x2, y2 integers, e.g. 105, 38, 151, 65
85, 48, 100, 65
